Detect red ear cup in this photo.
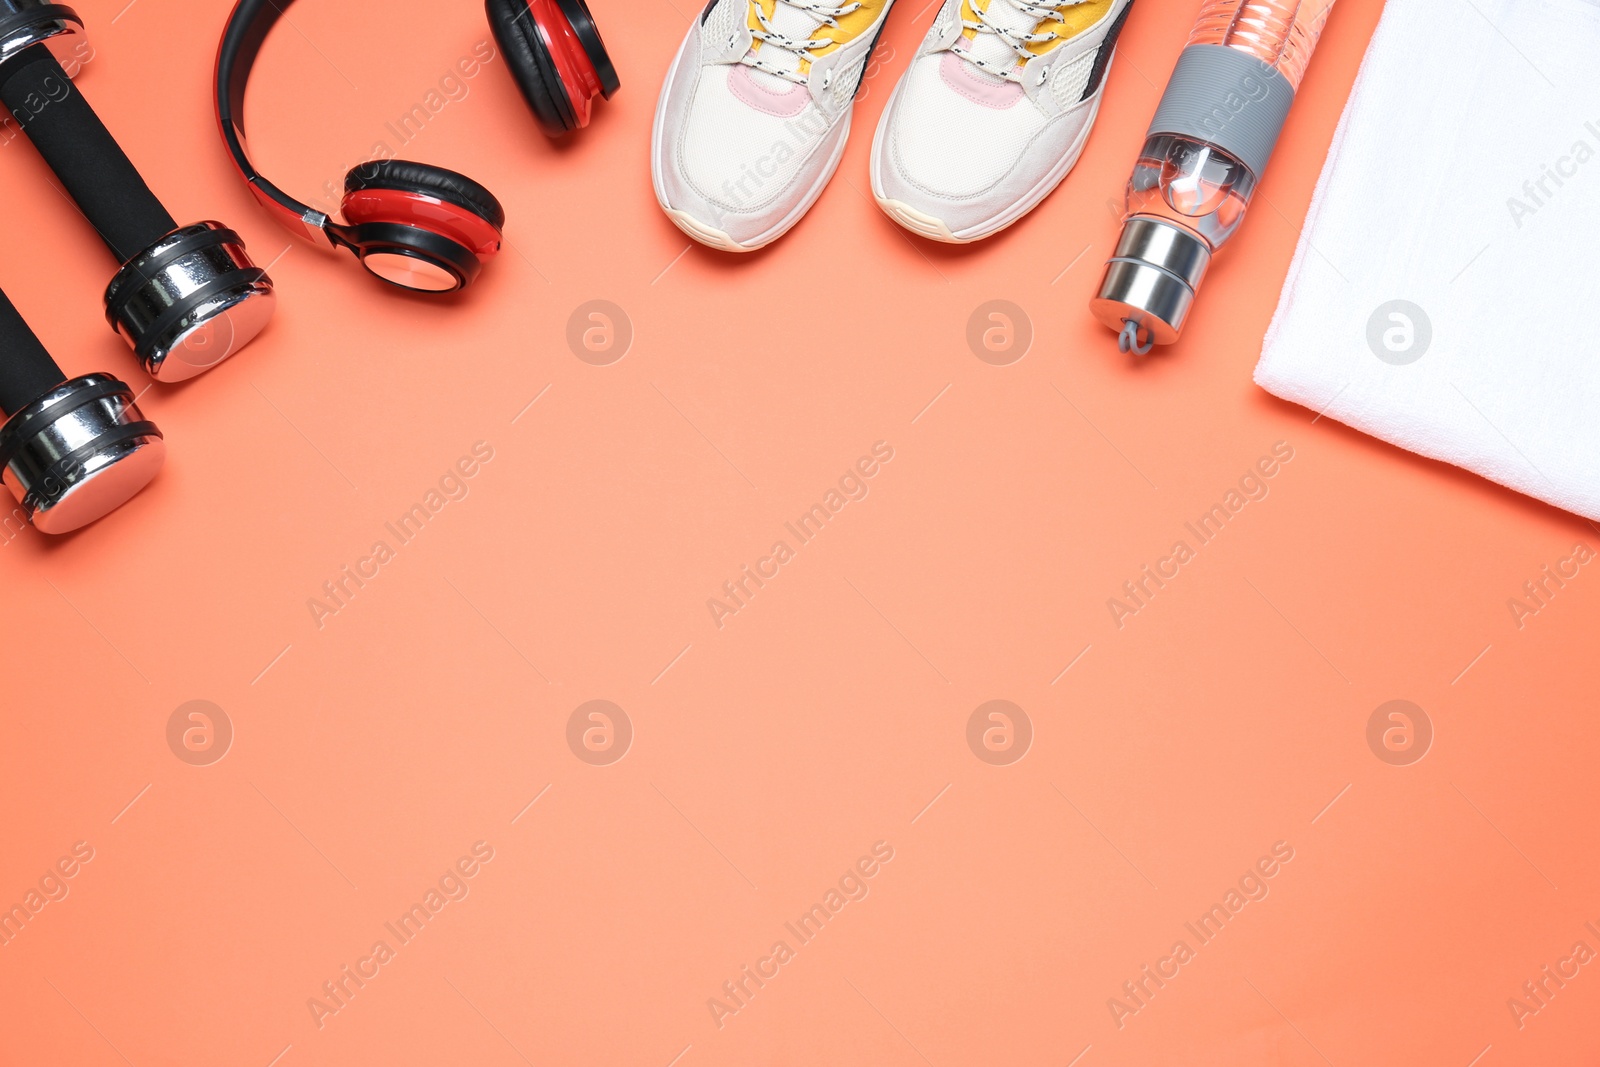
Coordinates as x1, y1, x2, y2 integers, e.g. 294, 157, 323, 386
487, 0, 619, 135
336, 161, 505, 293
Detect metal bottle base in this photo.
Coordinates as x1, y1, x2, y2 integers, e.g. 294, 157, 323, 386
1091, 217, 1213, 347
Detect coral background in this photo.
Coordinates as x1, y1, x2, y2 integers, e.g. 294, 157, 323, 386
1, 1, 1595, 1065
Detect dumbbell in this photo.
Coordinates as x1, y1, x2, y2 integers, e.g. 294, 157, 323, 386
0, 1, 274, 382
0, 285, 164, 534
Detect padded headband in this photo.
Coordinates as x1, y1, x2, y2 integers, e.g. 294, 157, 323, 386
215, 0, 329, 239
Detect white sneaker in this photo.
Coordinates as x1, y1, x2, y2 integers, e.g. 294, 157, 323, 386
652, 0, 895, 251
870, 0, 1132, 242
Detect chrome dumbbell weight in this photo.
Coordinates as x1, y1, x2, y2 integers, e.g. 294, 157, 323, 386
0, 1, 275, 382
0, 285, 163, 533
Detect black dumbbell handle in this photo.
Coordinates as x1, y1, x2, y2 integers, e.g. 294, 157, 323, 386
0, 285, 66, 417
0, 45, 178, 265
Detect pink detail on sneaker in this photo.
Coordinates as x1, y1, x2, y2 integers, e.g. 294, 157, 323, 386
939, 50, 1023, 109
728, 63, 810, 118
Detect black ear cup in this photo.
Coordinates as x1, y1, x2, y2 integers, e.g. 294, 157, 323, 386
527, 20, 580, 131
344, 160, 506, 228
336, 159, 506, 293
486, 0, 575, 135
553, 0, 620, 95
486, 0, 618, 136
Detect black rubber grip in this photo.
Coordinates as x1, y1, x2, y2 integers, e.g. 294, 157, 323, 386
0, 287, 65, 417
0, 45, 178, 264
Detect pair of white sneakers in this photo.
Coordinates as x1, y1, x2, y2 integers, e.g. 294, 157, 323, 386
651, 0, 1134, 251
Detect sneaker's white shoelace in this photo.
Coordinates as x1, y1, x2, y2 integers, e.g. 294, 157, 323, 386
741, 0, 863, 86
957, 0, 1094, 82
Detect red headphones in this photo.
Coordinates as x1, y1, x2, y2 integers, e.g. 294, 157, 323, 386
215, 0, 618, 293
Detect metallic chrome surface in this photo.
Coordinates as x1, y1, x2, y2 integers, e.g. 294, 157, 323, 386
360, 251, 457, 292
1114, 216, 1211, 288
1091, 218, 1214, 346
0, 2, 86, 90
144, 283, 276, 382
105, 221, 276, 380
0, 374, 164, 534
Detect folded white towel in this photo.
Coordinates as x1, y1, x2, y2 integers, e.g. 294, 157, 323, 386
1255, 0, 1600, 520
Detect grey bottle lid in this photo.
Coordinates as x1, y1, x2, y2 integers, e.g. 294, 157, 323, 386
1146, 43, 1296, 182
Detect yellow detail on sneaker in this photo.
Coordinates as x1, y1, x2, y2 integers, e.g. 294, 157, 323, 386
957, 0, 1116, 63
1030, 0, 1114, 56
746, 0, 891, 77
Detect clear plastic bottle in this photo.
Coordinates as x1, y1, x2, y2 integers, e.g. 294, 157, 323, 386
1189, 0, 1334, 90
1091, 0, 1336, 350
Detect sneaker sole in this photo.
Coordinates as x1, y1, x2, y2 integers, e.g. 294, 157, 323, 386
875, 198, 964, 242
870, 54, 1112, 243
662, 209, 747, 252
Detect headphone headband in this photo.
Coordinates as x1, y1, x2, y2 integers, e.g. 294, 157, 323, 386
215, 0, 617, 291
215, 0, 330, 241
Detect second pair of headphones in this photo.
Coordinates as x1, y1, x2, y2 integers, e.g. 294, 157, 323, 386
216, 0, 619, 293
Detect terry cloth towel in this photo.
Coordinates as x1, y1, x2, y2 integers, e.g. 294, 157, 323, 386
1254, 0, 1600, 520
